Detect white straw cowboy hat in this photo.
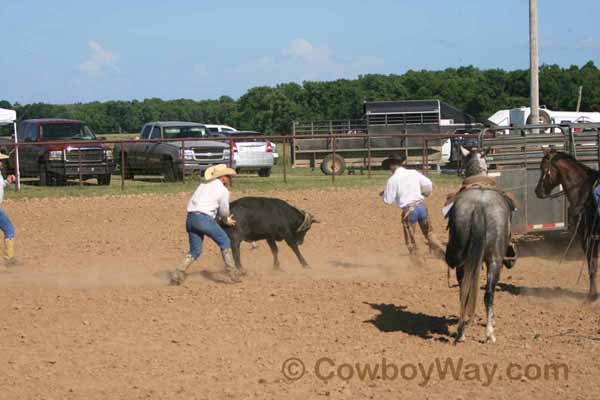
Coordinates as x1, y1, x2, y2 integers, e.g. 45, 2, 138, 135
204, 164, 237, 181
0, 153, 9, 160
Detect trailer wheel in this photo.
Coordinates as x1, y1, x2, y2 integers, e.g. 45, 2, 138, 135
320, 154, 346, 176
526, 110, 551, 125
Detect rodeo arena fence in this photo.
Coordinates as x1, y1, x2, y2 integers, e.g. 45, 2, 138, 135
0, 131, 469, 191
3, 121, 600, 236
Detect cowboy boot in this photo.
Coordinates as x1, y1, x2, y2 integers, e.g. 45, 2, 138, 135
222, 249, 241, 283
419, 221, 446, 259
170, 254, 194, 285
4, 239, 19, 268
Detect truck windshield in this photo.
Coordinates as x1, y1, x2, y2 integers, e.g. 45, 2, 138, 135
40, 124, 96, 140
163, 126, 207, 139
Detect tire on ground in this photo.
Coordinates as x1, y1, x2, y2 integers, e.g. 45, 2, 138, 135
258, 168, 271, 178
320, 154, 346, 176
38, 165, 51, 186
98, 174, 111, 186
162, 159, 183, 182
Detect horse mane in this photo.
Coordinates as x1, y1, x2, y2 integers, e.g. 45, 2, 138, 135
548, 151, 599, 178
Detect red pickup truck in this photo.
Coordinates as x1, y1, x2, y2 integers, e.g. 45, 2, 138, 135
0, 118, 114, 186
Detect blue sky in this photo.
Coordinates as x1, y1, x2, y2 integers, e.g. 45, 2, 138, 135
1, 0, 598, 104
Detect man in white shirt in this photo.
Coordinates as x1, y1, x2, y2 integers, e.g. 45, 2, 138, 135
170, 164, 239, 285
381, 154, 445, 258
0, 152, 18, 267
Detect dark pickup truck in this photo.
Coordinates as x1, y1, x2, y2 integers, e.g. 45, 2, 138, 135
0, 119, 114, 186
114, 121, 231, 181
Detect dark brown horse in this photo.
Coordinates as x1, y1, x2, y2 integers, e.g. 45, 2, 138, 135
535, 148, 600, 302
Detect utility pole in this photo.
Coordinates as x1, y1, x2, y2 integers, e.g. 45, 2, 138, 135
529, 0, 540, 126
576, 86, 583, 112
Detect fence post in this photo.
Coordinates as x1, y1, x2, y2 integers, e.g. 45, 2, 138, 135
597, 129, 600, 172
181, 140, 185, 184
229, 138, 234, 188
367, 135, 372, 179
282, 136, 288, 184
78, 145, 83, 187
330, 121, 335, 184
13, 122, 21, 192
120, 142, 125, 191
422, 138, 428, 176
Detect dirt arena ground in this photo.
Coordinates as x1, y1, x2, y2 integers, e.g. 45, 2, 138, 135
1, 183, 600, 399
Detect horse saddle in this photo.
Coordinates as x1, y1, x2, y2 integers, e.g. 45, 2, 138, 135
444, 175, 519, 213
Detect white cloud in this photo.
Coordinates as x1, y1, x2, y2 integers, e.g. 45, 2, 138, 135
282, 38, 331, 66
232, 38, 384, 85
79, 41, 119, 75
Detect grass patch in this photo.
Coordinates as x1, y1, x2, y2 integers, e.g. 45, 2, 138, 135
5, 168, 461, 200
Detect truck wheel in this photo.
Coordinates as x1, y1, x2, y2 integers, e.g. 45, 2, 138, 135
98, 174, 111, 186
320, 154, 346, 176
122, 154, 134, 180
38, 166, 51, 186
163, 160, 182, 182
258, 168, 271, 178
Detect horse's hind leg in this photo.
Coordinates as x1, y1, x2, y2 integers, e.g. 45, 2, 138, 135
484, 260, 501, 343
587, 242, 599, 302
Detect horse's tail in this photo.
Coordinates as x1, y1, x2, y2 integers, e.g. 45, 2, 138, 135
459, 205, 486, 325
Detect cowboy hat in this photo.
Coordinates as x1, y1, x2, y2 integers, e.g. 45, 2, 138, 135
0, 153, 9, 160
381, 153, 406, 170
204, 164, 237, 180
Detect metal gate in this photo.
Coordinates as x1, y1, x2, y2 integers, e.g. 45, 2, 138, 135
482, 123, 600, 235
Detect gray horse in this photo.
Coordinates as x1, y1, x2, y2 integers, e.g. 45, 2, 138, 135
446, 147, 513, 343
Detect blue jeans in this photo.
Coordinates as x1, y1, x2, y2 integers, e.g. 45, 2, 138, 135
186, 212, 231, 260
0, 208, 15, 239
405, 204, 428, 225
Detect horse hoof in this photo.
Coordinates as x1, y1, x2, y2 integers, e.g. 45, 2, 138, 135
486, 335, 497, 344
454, 334, 466, 344
584, 295, 598, 304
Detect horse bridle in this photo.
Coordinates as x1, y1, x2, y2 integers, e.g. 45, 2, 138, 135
539, 152, 586, 199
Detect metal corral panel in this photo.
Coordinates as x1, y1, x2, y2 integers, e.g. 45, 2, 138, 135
490, 169, 566, 235
482, 123, 600, 235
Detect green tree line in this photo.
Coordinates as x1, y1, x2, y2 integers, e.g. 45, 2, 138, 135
2, 62, 599, 134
